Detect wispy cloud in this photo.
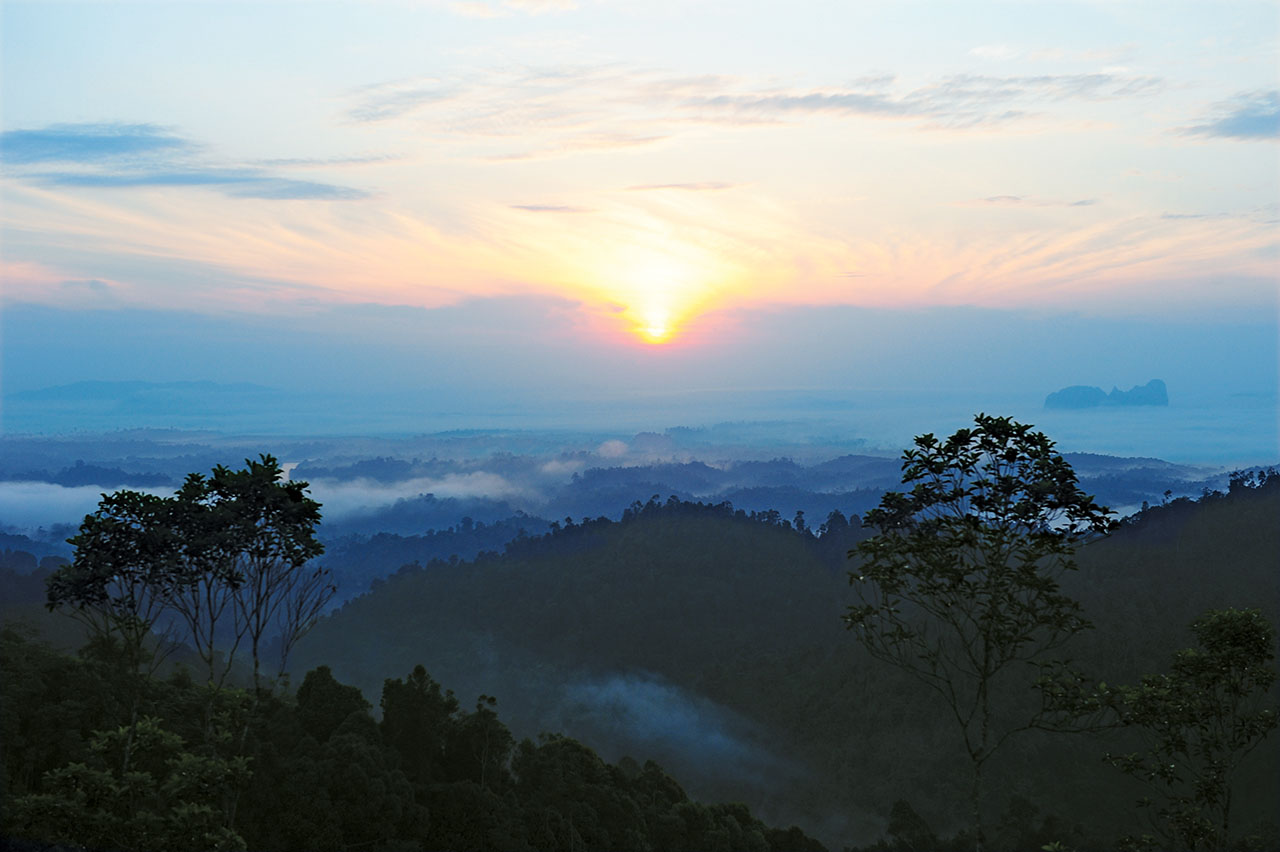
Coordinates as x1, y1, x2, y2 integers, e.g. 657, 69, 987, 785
31, 169, 369, 200
252, 154, 398, 169
969, 44, 1021, 60
965, 195, 1100, 208
2, 122, 370, 201
344, 65, 1167, 152
673, 71, 1162, 129
0, 123, 190, 164
511, 204, 593, 213
1182, 90, 1280, 140
626, 182, 734, 192
345, 80, 457, 123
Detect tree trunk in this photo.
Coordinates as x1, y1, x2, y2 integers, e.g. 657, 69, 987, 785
970, 760, 984, 852
121, 701, 139, 777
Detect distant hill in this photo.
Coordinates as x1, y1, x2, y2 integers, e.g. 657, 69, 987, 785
2, 381, 286, 433
9, 380, 274, 402
292, 481, 1280, 849
1045, 378, 1169, 409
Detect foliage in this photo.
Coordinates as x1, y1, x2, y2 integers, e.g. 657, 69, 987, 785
11, 449, 1279, 851
380, 663, 461, 785
845, 414, 1116, 847
289, 479, 1278, 848
202, 457, 328, 690
1, 628, 826, 852
46, 455, 332, 693
1103, 608, 1278, 851
47, 489, 183, 678
6, 715, 250, 851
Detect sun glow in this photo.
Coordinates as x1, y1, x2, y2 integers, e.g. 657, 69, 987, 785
595, 246, 728, 346
639, 308, 673, 344
485, 199, 793, 348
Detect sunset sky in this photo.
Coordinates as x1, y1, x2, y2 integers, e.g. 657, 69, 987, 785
1, 1, 1277, 441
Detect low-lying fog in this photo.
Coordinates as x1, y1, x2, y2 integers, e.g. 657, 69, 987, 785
0, 418, 1251, 545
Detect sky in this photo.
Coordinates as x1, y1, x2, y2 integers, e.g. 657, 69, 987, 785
1, 1, 1277, 453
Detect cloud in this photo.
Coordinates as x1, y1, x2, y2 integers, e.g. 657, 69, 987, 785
560, 673, 785, 776
51, 279, 120, 307
967, 195, 1100, 208
252, 154, 398, 169
32, 169, 369, 200
1183, 90, 1280, 140
510, 204, 593, 213
0, 481, 169, 531
308, 473, 538, 518
227, 179, 370, 201
626, 182, 733, 192
4, 122, 369, 201
969, 44, 1021, 60
344, 80, 457, 123
687, 90, 908, 119
598, 440, 628, 459
344, 64, 1167, 152
0, 123, 190, 164
59, 279, 112, 293
681, 72, 1164, 129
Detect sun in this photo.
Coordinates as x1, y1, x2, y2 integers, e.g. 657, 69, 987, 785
571, 238, 732, 346
637, 308, 674, 344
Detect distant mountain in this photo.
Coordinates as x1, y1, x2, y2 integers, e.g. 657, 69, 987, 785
3, 381, 287, 434
1045, 378, 1168, 409
5, 459, 176, 488
10, 380, 274, 402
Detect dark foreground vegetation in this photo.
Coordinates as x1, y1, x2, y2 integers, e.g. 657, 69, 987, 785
2, 420, 1277, 851
1, 632, 826, 852
1, 457, 824, 852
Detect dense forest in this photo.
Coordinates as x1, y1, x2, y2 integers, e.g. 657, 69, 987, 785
287, 465, 1279, 850
1, 632, 828, 852
1, 428, 1277, 851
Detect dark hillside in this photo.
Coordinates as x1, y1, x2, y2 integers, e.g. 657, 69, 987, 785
293, 484, 1279, 849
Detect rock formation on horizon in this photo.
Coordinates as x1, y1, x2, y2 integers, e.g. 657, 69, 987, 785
1045, 378, 1169, 410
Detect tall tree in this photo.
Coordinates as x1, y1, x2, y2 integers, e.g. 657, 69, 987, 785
47, 490, 184, 775
48, 490, 182, 679
165, 471, 244, 691
52, 456, 331, 697
845, 414, 1115, 850
211, 456, 329, 692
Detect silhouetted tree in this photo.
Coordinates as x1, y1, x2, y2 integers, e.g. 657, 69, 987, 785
48, 490, 181, 682
206, 456, 328, 692
47, 490, 183, 777
845, 414, 1116, 850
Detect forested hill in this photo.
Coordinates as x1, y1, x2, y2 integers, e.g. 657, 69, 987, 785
293, 479, 1280, 850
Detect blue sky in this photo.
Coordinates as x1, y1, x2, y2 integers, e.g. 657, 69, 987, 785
1, 0, 1276, 450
